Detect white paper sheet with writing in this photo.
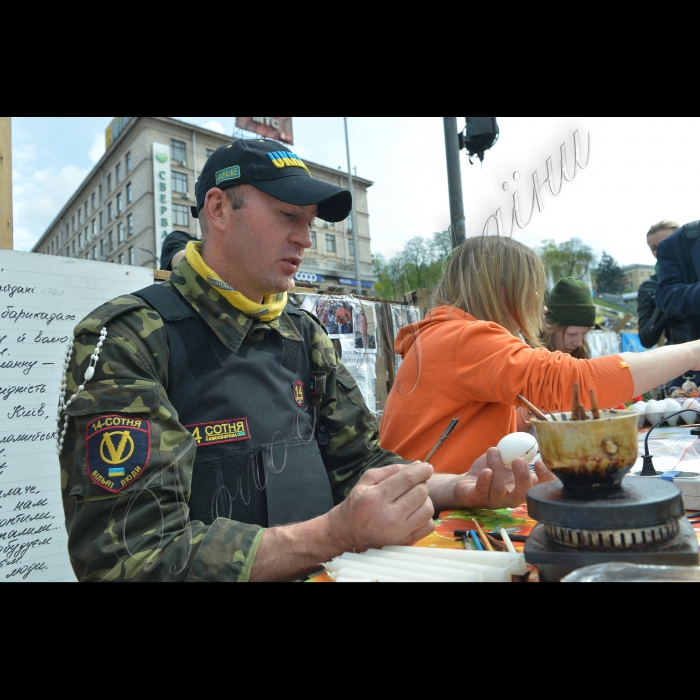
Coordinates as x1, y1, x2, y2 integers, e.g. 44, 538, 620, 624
0, 251, 154, 582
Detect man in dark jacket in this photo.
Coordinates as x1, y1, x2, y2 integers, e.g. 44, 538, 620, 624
637, 220, 688, 349
656, 219, 700, 387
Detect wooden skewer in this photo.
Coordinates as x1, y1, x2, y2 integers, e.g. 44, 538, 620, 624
590, 389, 601, 420
516, 395, 548, 421
472, 519, 495, 552
578, 404, 589, 421
484, 532, 509, 552
571, 383, 580, 421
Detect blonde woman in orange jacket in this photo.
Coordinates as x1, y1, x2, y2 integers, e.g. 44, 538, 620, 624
380, 236, 700, 475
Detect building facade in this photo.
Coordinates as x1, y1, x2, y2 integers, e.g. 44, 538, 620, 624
31, 117, 377, 293
622, 264, 655, 292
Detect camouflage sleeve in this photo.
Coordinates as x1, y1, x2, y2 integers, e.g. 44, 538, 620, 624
59, 296, 264, 582
305, 316, 408, 504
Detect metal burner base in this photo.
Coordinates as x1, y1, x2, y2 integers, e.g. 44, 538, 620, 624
525, 520, 699, 583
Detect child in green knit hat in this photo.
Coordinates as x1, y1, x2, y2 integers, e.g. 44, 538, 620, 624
541, 277, 596, 359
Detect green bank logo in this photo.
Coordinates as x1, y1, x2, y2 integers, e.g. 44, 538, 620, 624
156, 152, 168, 163
216, 166, 241, 185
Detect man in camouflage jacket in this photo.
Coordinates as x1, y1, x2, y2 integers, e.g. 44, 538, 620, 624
59, 139, 552, 582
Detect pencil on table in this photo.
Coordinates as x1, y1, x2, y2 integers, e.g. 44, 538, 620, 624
470, 531, 484, 551
472, 518, 495, 552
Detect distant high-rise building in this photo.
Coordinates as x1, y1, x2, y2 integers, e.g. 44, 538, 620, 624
32, 117, 376, 292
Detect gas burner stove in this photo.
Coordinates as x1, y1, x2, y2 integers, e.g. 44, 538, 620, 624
527, 409, 699, 582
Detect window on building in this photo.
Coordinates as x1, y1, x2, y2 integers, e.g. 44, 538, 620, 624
116, 163, 122, 183
99, 212, 104, 230
173, 204, 189, 227
348, 235, 355, 257
84, 203, 88, 219
172, 172, 188, 194
108, 231, 114, 252
99, 184, 103, 203
108, 203, 113, 221
171, 140, 187, 164
92, 220, 97, 237
77, 209, 82, 226
129, 247, 135, 266
206, 148, 215, 160
118, 223, 125, 243
126, 152, 132, 172
326, 235, 336, 253
117, 193, 123, 214
127, 214, 134, 236
93, 246, 97, 260
72, 240, 76, 256
119, 254, 125, 265
310, 231, 316, 248
100, 239, 105, 260
126, 182, 133, 204
65, 247, 69, 257
107, 174, 112, 193
72, 216, 75, 232
86, 253, 90, 260
78, 232, 83, 249
91, 193, 96, 211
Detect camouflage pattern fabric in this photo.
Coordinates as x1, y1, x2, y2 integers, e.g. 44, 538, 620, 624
59, 258, 405, 582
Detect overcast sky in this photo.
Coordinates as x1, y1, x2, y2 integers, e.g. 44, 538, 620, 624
10, 117, 700, 268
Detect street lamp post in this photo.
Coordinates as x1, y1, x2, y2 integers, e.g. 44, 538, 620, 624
344, 117, 362, 297
443, 117, 466, 249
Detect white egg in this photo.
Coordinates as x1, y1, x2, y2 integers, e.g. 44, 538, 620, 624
630, 402, 647, 428
645, 400, 664, 426
497, 433, 539, 468
662, 398, 682, 426
682, 398, 700, 425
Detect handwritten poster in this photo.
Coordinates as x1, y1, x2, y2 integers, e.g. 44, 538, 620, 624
0, 251, 153, 582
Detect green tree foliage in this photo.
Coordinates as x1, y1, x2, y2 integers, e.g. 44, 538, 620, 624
595, 251, 627, 295
538, 238, 596, 284
373, 231, 453, 300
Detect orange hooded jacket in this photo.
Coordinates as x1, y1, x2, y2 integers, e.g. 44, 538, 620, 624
379, 306, 634, 475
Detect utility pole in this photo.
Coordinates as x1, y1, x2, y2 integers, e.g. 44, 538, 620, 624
443, 117, 466, 249
344, 117, 362, 297
0, 117, 13, 250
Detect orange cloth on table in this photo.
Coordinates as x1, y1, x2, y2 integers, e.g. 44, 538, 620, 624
379, 306, 634, 475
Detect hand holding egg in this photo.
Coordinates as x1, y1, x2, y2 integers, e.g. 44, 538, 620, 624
496, 433, 539, 469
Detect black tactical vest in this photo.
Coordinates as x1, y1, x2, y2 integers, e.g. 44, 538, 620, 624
133, 284, 334, 529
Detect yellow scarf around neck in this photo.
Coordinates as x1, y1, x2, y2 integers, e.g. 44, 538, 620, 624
185, 241, 287, 322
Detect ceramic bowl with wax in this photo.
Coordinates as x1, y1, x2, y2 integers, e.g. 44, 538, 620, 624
530, 410, 639, 492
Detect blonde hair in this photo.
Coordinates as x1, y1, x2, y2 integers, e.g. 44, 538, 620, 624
431, 236, 546, 346
541, 320, 591, 359
647, 220, 680, 237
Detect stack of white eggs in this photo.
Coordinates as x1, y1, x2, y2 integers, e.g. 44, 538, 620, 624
631, 398, 700, 428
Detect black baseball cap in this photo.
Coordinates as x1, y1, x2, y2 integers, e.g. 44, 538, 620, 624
192, 139, 352, 223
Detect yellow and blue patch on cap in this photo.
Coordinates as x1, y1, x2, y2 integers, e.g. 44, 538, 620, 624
215, 165, 241, 186
267, 151, 311, 176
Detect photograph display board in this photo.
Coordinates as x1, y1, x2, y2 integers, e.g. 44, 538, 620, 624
300, 295, 383, 413
0, 251, 153, 582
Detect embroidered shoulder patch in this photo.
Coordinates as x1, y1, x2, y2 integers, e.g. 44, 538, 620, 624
184, 418, 251, 447
85, 415, 151, 493
293, 381, 305, 407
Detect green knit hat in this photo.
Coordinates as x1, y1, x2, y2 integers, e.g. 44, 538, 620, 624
546, 277, 595, 327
